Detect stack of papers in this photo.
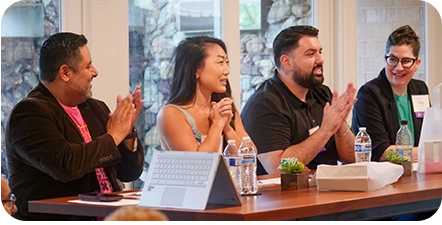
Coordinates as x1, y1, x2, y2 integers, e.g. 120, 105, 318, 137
121, 191, 142, 200
258, 178, 280, 186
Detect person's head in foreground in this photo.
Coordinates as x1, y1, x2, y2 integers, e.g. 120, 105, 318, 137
104, 205, 169, 221
2, 176, 17, 216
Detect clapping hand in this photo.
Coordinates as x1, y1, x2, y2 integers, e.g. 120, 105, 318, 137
129, 86, 144, 128
322, 83, 357, 134
115, 86, 143, 128
107, 94, 135, 144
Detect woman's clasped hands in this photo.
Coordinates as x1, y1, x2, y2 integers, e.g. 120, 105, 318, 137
210, 97, 233, 128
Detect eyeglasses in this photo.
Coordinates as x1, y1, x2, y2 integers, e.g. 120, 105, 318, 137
385, 55, 417, 69
2, 193, 16, 209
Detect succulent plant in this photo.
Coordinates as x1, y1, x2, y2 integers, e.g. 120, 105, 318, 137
278, 157, 307, 174
385, 150, 409, 163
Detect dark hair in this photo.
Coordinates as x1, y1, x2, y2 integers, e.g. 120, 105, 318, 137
167, 36, 236, 128
39, 32, 88, 82
386, 25, 420, 58
272, 25, 319, 69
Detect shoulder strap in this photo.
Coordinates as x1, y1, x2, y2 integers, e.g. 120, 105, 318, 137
168, 104, 203, 144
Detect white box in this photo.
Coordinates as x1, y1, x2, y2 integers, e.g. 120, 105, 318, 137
315, 162, 403, 192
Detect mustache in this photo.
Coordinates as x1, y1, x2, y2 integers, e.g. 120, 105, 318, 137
313, 65, 323, 70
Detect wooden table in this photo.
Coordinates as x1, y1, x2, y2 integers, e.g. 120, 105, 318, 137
29, 172, 442, 220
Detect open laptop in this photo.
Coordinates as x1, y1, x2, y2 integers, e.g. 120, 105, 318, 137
138, 150, 242, 210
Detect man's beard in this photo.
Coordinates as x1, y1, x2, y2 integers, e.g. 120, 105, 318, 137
68, 77, 93, 100
292, 66, 324, 89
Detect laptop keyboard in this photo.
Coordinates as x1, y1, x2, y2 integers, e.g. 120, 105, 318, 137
149, 154, 214, 188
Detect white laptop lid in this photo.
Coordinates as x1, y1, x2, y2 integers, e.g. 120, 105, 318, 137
138, 150, 241, 210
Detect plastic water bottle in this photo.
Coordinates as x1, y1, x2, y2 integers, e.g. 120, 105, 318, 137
396, 120, 413, 162
223, 140, 241, 194
355, 127, 372, 162
238, 136, 258, 195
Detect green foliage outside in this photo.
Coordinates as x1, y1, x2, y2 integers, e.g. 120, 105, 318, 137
240, 3, 261, 30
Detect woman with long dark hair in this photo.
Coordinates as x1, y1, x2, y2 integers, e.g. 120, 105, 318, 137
157, 36, 253, 152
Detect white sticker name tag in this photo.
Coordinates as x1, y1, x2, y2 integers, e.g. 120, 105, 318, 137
308, 126, 326, 152
309, 126, 319, 136
411, 95, 430, 118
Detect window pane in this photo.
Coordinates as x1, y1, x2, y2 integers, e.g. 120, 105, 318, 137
240, 0, 262, 30
128, 0, 221, 189
239, 0, 313, 109
1, 0, 61, 177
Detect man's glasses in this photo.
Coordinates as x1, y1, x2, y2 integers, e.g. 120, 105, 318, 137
2, 193, 16, 210
385, 55, 417, 69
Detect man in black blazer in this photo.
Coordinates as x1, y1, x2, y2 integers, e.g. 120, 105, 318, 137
5, 32, 144, 220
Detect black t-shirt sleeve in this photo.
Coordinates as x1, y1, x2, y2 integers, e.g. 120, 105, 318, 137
241, 95, 294, 154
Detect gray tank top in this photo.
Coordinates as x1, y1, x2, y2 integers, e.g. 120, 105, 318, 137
168, 104, 204, 145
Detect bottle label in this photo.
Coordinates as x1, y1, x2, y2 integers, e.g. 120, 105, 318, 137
228, 157, 241, 166
396, 145, 413, 162
241, 154, 256, 164
355, 143, 372, 152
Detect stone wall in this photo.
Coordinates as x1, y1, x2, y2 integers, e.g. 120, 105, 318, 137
239, 0, 312, 108
1, 0, 60, 176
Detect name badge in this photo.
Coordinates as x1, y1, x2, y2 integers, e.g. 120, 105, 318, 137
411, 95, 430, 118
308, 126, 319, 135
308, 126, 326, 152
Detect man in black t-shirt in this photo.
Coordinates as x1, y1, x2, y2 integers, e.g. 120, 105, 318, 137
241, 26, 357, 175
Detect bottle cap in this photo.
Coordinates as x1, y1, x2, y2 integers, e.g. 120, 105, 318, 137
242, 136, 251, 141
401, 120, 408, 125
227, 139, 235, 144
359, 127, 366, 131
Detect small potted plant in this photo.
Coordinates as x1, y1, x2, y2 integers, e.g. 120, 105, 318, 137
384, 150, 412, 176
278, 157, 310, 190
